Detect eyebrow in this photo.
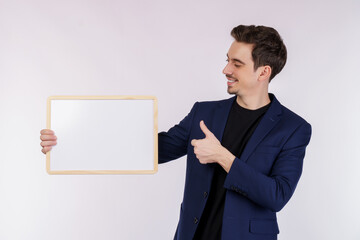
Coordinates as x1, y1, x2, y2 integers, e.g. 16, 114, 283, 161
227, 54, 245, 65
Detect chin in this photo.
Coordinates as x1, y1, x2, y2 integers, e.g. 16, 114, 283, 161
227, 87, 237, 95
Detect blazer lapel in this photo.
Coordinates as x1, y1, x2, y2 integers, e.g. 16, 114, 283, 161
200, 97, 235, 186
239, 94, 283, 163
210, 96, 236, 142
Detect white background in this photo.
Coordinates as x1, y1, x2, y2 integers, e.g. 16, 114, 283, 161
0, 0, 359, 239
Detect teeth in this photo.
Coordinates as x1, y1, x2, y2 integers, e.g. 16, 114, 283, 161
228, 80, 236, 83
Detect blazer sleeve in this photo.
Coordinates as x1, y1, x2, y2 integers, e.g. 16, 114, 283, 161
158, 102, 199, 164
223, 121, 312, 212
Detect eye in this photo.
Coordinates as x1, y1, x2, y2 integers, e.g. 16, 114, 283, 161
226, 59, 229, 62
234, 64, 241, 68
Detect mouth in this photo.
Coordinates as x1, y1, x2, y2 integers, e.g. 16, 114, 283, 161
226, 76, 238, 86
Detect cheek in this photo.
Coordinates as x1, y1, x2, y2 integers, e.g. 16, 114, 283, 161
237, 70, 257, 84
233, 68, 248, 78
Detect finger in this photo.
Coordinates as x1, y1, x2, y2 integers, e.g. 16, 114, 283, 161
40, 129, 55, 135
42, 146, 52, 154
40, 135, 57, 141
191, 139, 197, 146
40, 140, 57, 147
193, 146, 198, 154
199, 120, 214, 138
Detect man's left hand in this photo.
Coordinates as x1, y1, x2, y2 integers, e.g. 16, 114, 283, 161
191, 121, 235, 172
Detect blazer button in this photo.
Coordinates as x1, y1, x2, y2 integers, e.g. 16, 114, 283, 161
203, 192, 208, 198
194, 217, 199, 224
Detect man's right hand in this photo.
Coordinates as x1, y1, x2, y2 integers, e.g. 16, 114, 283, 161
40, 129, 57, 154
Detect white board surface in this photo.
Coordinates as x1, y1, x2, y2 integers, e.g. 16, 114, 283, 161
46, 96, 158, 174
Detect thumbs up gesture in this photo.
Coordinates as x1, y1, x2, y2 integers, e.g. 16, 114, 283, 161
191, 121, 235, 172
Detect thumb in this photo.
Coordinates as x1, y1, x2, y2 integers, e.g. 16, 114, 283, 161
200, 120, 214, 138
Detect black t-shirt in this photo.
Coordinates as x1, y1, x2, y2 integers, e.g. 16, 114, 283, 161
193, 99, 270, 240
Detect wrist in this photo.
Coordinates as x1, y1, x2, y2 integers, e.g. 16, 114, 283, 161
218, 147, 235, 173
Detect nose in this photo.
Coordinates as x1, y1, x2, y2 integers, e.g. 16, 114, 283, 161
223, 63, 231, 75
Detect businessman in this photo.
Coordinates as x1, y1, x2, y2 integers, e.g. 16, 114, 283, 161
41, 25, 312, 240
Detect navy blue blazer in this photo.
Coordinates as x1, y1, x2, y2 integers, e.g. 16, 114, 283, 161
158, 94, 312, 240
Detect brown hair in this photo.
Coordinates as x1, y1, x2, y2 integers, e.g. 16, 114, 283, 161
231, 25, 287, 81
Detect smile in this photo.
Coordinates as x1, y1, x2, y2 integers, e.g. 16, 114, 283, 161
227, 77, 238, 86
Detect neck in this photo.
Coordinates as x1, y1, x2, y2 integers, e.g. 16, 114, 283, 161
236, 92, 271, 110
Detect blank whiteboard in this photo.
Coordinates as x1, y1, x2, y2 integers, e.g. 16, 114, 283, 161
46, 96, 158, 174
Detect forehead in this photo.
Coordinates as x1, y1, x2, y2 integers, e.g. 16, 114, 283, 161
227, 41, 254, 63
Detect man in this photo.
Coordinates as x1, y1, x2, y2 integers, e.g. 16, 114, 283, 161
41, 25, 312, 240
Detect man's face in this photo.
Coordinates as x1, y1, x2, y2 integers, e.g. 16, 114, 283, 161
223, 41, 262, 97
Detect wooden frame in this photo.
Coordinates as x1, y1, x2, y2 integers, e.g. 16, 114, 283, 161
46, 95, 158, 174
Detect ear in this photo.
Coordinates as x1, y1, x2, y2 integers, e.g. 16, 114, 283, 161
258, 65, 272, 82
